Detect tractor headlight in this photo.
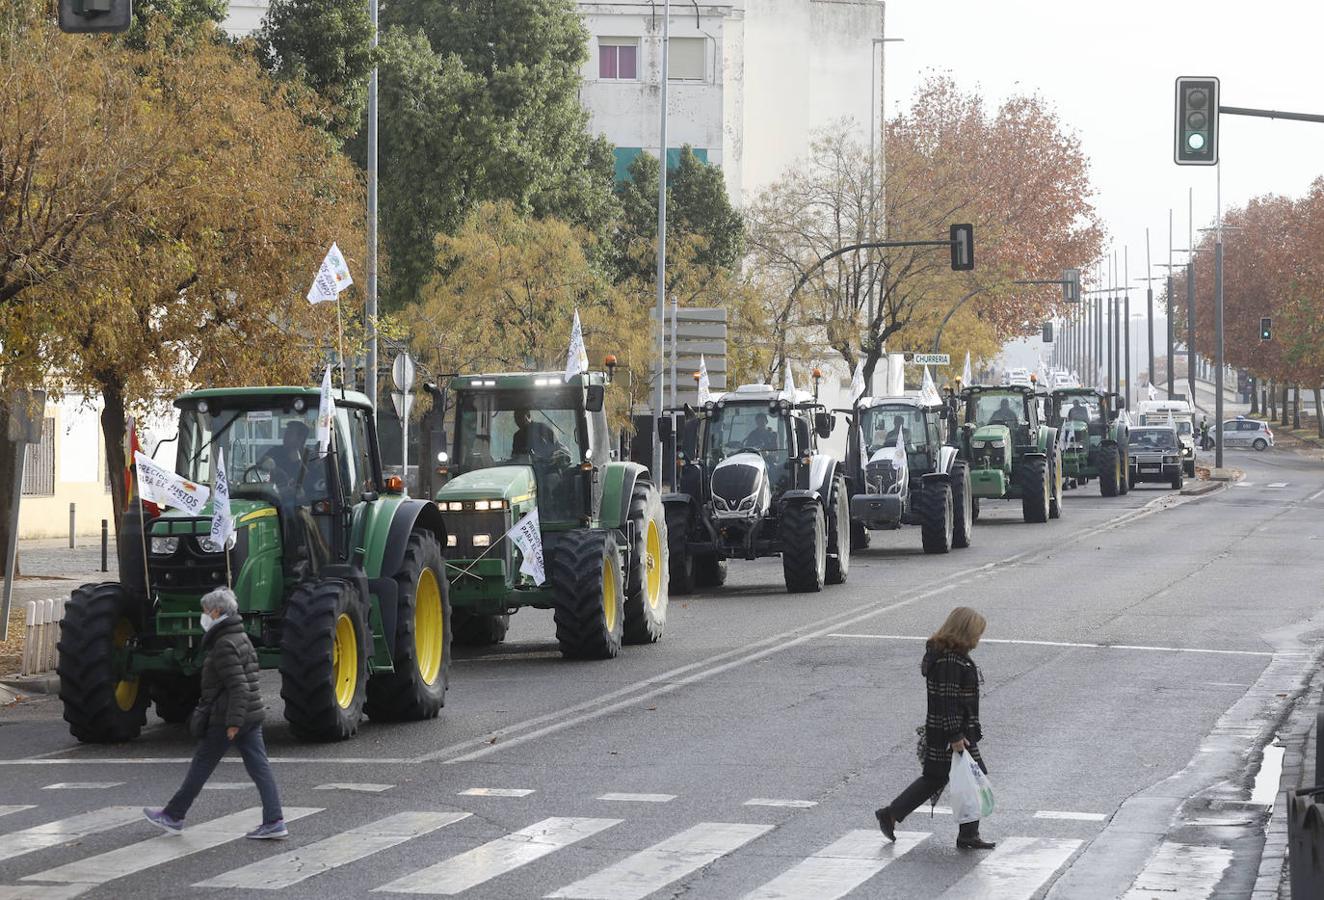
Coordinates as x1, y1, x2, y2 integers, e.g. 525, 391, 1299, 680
472, 534, 491, 547
446, 534, 458, 547
971, 440, 987, 450
199, 536, 222, 553
446, 501, 464, 511
714, 496, 729, 511
739, 496, 756, 511
150, 536, 179, 556
990, 440, 1006, 449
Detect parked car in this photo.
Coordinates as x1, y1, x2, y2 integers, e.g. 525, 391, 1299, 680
1221, 416, 1274, 451
1127, 426, 1184, 489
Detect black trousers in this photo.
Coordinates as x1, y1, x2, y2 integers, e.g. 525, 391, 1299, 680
888, 746, 986, 823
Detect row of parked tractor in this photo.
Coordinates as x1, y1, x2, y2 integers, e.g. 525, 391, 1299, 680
57, 363, 1159, 747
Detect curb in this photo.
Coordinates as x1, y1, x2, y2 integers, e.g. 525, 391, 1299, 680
1180, 480, 1223, 497
0, 673, 60, 696
1253, 679, 1323, 899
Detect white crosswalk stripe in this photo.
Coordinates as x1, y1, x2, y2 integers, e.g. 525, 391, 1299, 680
0, 884, 93, 899
0, 807, 36, 820
547, 821, 773, 900
19, 807, 321, 886
40, 784, 123, 791
743, 829, 929, 900
936, 836, 1082, 898
195, 811, 468, 890
0, 807, 142, 864
375, 816, 622, 895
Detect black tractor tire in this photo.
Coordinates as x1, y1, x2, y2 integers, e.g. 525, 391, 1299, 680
280, 578, 369, 741
624, 484, 669, 644
1048, 452, 1064, 520
366, 530, 451, 722
971, 497, 981, 522
664, 504, 695, 596
825, 476, 850, 585
151, 673, 201, 724
951, 461, 973, 549
57, 582, 149, 743
1020, 456, 1051, 524
1098, 446, 1121, 497
694, 552, 728, 588
550, 531, 625, 660
850, 519, 871, 550
918, 482, 954, 554
452, 611, 510, 646
781, 500, 826, 593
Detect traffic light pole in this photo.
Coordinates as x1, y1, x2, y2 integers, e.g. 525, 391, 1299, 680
1215, 165, 1225, 469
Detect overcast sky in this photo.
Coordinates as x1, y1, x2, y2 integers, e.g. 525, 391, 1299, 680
885, 0, 1324, 297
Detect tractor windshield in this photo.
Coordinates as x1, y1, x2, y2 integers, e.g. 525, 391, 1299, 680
861, 406, 926, 455
970, 392, 1029, 428
453, 387, 585, 473
1061, 395, 1102, 424
703, 404, 791, 462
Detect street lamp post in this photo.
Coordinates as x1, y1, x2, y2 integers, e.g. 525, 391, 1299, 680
652, 0, 671, 481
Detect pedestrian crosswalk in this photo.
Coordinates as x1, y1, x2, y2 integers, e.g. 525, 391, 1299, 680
0, 800, 1095, 899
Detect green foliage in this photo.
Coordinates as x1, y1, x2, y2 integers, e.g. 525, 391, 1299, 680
615, 147, 745, 283
255, 0, 374, 141
368, 0, 619, 310
123, 0, 227, 47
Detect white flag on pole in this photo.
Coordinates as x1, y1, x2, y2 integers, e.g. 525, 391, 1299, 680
921, 366, 942, 405
1148, 381, 1158, 401
892, 428, 907, 470
209, 447, 234, 550
851, 359, 866, 403
886, 353, 905, 396
506, 509, 545, 585
564, 309, 589, 382
316, 365, 335, 453
962, 352, 973, 386
135, 451, 211, 516
782, 365, 795, 400
307, 242, 354, 304
697, 355, 712, 405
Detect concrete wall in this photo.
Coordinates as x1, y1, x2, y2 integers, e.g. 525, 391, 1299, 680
223, 0, 268, 38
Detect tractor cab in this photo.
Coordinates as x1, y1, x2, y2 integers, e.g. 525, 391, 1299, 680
963, 385, 1041, 453
1047, 389, 1119, 450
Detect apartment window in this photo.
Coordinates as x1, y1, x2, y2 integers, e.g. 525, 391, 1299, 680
599, 39, 638, 80
668, 37, 705, 81
22, 418, 55, 496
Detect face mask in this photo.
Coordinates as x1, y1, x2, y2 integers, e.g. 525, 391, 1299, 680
200, 612, 219, 632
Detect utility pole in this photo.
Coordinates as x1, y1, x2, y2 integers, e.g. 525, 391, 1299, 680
365, 0, 380, 409
652, 0, 672, 480
1188, 187, 1196, 405
1214, 167, 1225, 468
1168, 210, 1174, 399
1123, 246, 1131, 404
1145, 230, 1154, 392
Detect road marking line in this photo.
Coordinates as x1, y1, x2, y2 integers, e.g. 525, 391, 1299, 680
0, 885, 93, 899
0, 807, 142, 864
194, 811, 468, 890
1266, 482, 1289, 488
458, 788, 534, 798
826, 634, 1273, 657
40, 783, 123, 791
314, 783, 395, 793
546, 822, 773, 900
0, 757, 415, 767
597, 793, 676, 803
743, 799, 818, 809
0, 807, 36, 819
1034, 811, 1107, 822
1307, 487, 1324, 502
743, 829, 928, 900
375, 816, 621, 895
937, 836, 1082, 898
20, 807, 321, 885
1120, 842, 1233, 899
1234, 481, 1253, 487
201, 783, 252, 790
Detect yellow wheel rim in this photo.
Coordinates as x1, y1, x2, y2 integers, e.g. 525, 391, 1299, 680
332, 613, 358, 709
602, 551, 619, 632
112, 618, 139, 712
644, 519, 662, 610
414, 567, 443, 686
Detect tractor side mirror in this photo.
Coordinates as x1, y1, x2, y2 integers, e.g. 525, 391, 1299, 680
814, 412, 834, 439
584, 384, 605, 413
657, 416, 673, 440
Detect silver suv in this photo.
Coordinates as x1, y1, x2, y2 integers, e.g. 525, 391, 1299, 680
1221, 416, 1274, 451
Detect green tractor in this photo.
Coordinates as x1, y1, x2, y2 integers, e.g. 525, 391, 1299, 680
1046, 388, 1131, 496
954, 384, 1064, 523
58, 387, 452, 743
434, 370, 667, 659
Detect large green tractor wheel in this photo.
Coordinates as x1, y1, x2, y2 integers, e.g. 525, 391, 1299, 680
624, 484, 669, 645
550, 531, 625, 659
781, 500, 826, 593
151, 673, 201, 724
1098, 444, 1121, 497
825, 475, 850, 585
664, 504, 695, 596
57, 582, 148, 743
453, 611, 509, 646
1020, 456, 1051, 523
918, 482, 954, 554
1048, 450, 1064, 520
280, 578, 368, 741
951, 461, 973, 549
366, 530, 452, 721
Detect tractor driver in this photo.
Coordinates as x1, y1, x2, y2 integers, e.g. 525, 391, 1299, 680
259, 420, 311, 488
1068, 398, 1092, 423
511, 408, 559, 460
743, 413, 780, 451
989, 397, 1021, 428
883, 415, 908, 447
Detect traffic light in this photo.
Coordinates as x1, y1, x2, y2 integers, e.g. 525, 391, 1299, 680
1062, 269, 1081, 303
1042, 322, 1054, 343
1260, 316, 1271, 341
1175, 77, 1219, 165
58, 0, 132, 33
949, 224, 974, 271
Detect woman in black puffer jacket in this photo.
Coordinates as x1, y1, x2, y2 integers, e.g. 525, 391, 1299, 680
144, 587, 287, 839
875, 606, 994, 850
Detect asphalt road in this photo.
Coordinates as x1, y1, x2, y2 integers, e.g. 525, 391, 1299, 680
1, 445, 1322, 900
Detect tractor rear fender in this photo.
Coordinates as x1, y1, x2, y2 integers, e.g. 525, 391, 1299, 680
807, 455, 837, 498
361, 499, 449, 668
937, 445, 959, 474
600, 461, 651, 531
1037, 426, 1056, 453
921, 471, 952, 488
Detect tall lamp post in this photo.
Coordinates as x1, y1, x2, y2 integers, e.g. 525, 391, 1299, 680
652, 0, 672, 480
365, 0, 380, 407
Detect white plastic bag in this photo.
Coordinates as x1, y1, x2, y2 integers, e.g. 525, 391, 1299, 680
948, 750, 995, 824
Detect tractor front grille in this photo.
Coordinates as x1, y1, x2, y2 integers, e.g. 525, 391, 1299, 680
150, 520, 250, 592
444, 510, 510, 558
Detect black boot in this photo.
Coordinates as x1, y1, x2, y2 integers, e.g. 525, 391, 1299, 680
957, 820, 995, 850
874, 807, 896, 842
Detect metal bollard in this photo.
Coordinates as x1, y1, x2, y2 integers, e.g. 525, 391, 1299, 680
101, 520, 108, 572
68, 503, 75, 549
21, 600, 35, 676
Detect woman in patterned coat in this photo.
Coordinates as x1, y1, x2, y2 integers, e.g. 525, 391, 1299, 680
875, 606, 994, 850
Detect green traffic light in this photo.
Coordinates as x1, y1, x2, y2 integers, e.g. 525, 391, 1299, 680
1186, 132, 1206, 151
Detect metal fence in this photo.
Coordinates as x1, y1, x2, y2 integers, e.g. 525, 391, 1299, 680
21, 416, 55, 496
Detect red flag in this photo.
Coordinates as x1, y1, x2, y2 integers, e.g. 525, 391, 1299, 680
124, 417, 160, 516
